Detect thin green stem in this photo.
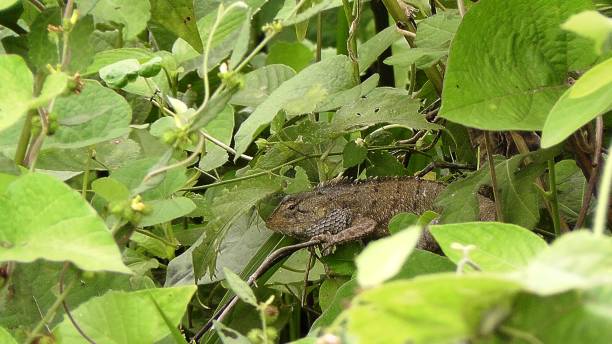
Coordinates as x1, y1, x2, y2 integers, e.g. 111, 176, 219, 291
81, 148, 93, 198
547, 159, 561, 237
316, 13, 322, 62
15, 111, 33, 166
594, 143, 612, 236
25, 279, 75, 344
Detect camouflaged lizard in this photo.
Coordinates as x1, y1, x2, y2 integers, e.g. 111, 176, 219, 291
266, 177, 496, 251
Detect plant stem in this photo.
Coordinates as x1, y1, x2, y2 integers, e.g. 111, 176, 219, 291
456, 0, 466, 17
316, 14, 322, 62
25, 279, 75, 344
14, 111, 33, 166
594, 142, 612, 236
381, 0, 444, 95
81, 148, 93, 198
575, 116, 604, 229
547, 159, 561, 237
484, 131, 503, 222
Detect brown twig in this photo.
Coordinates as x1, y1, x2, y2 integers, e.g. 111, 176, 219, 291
192, 239, 321, 342
416, 161, 476, 178
484, 131, 504, 222
575, 116, 604, 229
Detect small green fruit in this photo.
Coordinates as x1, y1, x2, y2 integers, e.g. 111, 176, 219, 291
247, 329, 264, 344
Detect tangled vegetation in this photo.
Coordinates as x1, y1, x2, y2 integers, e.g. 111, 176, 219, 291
0, 0, 611, 343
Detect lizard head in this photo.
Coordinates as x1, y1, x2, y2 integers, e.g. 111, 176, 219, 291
265, 192, 328, 238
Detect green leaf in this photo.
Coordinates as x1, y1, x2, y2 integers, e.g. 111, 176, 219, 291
53, 286, 196, 343
266, 41, 313, 72
339, 274, 521, 344
111, 157, 188, 201
0, 327, 17, 344
0, 0, 18, 11
223, 267, 257, 306
541, 57, 612, 148
44, 80, 132, 149
99, 59, 141, 88
358, 26, 402, 73
0, 54, 32, 132
214, 321, 251, 344
140, 197, 197, 227
28, 8, 60, 69
190, 87, 236, 130
150, 0, 203, 52
230, 65, 296, 108
0, 261, 133, 338
199, 105, 235, 171
91, 177, 130, 203
79, 0, 151, 41
555, 160, 588, 221
384, 48, 448, 69
429, 222, 548, 272
356, 226, 422, 288
510, 231, 612, 295
311, 279, 358, 331
85, 48, 154, 76
31, 72, 69, 108
562, 10, 612, 54
415, 11, 461, 49
233, 55, 354, 157
281, 0, 341, 26
440, 0, 598, 130
150, 296, 189, 344
332, 87, 442, 132
66, 15, 95, 73
495, 286, 612, 344
342, 139, 367, 168
0, 173, 130, 273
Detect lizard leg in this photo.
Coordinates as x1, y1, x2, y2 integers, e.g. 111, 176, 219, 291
314, 217, 378, 254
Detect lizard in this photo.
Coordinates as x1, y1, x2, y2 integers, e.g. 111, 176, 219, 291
265, 176, 497, 252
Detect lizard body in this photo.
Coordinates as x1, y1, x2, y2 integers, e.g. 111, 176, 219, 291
265, 177, 496, 251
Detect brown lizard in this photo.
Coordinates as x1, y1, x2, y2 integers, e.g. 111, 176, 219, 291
266, 177, 496, 251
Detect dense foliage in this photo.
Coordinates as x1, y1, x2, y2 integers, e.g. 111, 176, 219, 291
0, 0, 611, 343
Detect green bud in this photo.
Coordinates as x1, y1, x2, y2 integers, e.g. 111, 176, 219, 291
263, 305, 279, 324
265, 327, 278, 341
247, 329, 264, 344
162, 130, 178, 145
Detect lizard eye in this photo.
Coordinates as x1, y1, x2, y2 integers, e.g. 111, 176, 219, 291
287, 203, 297, 210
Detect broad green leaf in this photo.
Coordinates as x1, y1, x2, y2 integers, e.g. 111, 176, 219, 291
318, 277, 347, 312
91, 177, 130, 203
429, 222, 548, 272
28, 8, 60, 69
53, 286, 196, 343
131, 231, 174, 259
199, 105, 235, 171
266, 248, 324, 285
415, 11, 461, 49
0, 327, 16, 344
511, 231, 612, 295
228, 9, 252, 68
356, 226, 422, 288
342, 139, 367, 168
30, 72, 69, 109
266, 41, 313, 72
391, 249, 455, 281
495, 286, 612, 344
79, 0, 151, 40
555, 160, 588, 221
99, 59, 141, 88
0, 173, 130, 273
150, 0, 203, 52
233, 55, 354, 157
332, 87, 442, 132
111, 157, 188, 201
0, 0, 18, 11
541, 57, 612, 148
140, 197, 197, 227
358, 26, 402, 73
66, 15, 95, 73
384, 48, 448, 69
150, 296, 190, 344
436, 152, 550, 228
214, 321, 251, 344
0, 54, 32, 132
223, 267, 257, 306
339, 274, 521, 344
85, 48, 154, 75
440, 0, 597, 130
44, 80, 132, 149
562, 10, 612, 54
230, 64, 296, 107
0, 261, 133, 338
311, 279, 358, 331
